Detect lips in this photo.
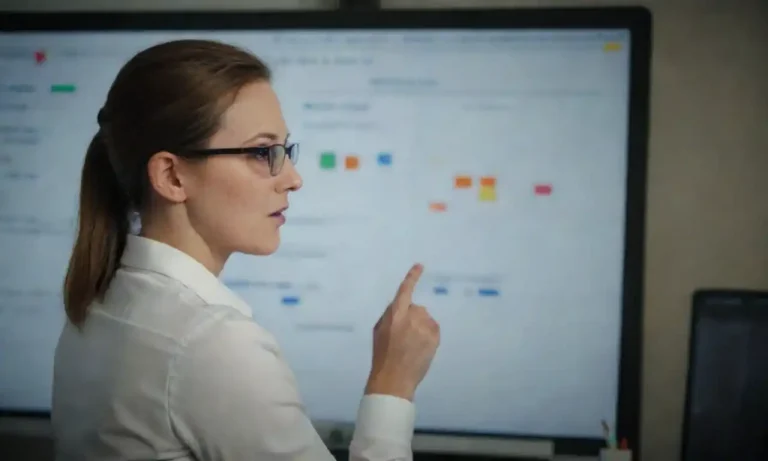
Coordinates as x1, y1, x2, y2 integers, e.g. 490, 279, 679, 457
270, 206, 288, 226
269, 206, 288, 217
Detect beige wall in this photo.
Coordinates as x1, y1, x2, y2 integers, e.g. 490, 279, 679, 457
2, 0, 768, 459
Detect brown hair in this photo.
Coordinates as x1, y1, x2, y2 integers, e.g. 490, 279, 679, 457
63, 39, 272, 326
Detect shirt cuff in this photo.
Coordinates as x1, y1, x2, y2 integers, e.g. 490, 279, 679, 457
355, 394, 416, 443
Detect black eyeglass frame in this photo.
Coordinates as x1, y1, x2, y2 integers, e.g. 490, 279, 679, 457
175, 143, 299, 176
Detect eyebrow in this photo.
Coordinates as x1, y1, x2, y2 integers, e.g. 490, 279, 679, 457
240, 131, 290, 146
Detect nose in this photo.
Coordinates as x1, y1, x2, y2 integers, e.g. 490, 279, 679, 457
276, 160, 302, 193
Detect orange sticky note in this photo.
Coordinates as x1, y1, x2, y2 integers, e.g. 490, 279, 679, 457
429, 202, 447, 212
345, 155, 359, 170
480, 176, 496, 188
454, 175, 472, 189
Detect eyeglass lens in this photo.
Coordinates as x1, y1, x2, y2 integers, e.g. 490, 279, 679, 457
269, 144, 299, 176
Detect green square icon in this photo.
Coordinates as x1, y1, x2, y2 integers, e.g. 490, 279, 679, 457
319, 151, 336, 169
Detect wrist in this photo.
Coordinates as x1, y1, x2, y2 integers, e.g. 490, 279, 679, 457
364, 373, 415, 401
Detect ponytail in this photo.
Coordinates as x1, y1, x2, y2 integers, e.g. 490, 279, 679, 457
63, 131, 129, 326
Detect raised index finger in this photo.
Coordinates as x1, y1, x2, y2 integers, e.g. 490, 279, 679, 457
393, 263, 424, 309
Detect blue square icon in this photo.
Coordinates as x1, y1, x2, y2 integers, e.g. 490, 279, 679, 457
377, 152, 392, 166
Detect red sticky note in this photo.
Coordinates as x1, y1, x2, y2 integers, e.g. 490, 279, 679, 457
534, 183, 553, 196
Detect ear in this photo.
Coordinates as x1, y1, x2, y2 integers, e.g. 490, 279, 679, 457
146, 151, 188, 204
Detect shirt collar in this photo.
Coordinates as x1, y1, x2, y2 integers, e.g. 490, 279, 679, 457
120, 235, 252, 318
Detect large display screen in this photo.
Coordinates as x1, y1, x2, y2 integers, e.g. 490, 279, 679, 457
0, 25, 635, 442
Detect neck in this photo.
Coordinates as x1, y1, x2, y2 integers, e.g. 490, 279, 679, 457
139, 212, 227, 276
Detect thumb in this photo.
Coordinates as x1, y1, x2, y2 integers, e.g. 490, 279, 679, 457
392, 263, 424, 313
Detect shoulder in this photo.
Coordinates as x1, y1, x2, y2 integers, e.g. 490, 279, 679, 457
175, 306, 281, 369
101, 268, 264, 346
169, 307, 289, 392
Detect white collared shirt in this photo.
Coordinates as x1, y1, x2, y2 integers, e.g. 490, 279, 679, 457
51, 235, 415, 461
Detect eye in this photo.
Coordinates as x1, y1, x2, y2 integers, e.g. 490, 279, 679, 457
247, 146, 271, 160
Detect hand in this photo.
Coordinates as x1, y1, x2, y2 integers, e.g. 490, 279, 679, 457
365, 264, 441, 401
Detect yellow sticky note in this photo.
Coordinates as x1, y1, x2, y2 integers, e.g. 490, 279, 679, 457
479, 185, 496, 202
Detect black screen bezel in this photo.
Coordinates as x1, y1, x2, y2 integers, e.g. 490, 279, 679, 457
0, 7, 652, 457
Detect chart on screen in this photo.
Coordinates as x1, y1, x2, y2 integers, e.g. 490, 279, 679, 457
1, 29, 631, 439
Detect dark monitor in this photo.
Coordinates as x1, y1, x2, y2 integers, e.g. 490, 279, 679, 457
682, 289, 768, 461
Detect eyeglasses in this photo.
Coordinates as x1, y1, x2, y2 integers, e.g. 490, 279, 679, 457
175, 143, 299, 176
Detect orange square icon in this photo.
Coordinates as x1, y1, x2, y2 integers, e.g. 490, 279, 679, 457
345, 155, 360, 170
429, 202, 447, 212
480, 176, 496, 188
454, 175, 472, 189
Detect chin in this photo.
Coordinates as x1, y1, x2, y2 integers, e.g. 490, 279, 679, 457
240, 235, 280, 256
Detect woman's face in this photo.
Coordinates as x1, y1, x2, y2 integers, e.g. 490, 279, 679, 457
180, 81, 302, 258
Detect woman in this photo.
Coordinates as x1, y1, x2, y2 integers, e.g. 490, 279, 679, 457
52, 39, 440, 461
